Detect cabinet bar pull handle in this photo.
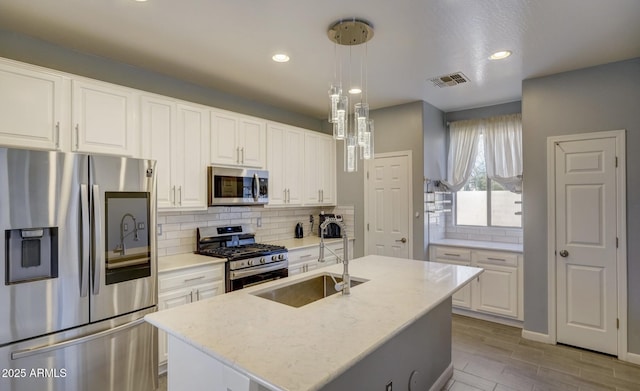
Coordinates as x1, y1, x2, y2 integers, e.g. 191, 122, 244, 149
190, 291, 194, 302
240, 147, 244, 164
443, 253, 460, 257
178, 186, 182, 206
487, 257, 506, 262
196, 290, 200, 301
55, 122, 60, 149
75, 124, 80, 150
171, 186, 176, 205
300, 254, 313, 258
184, 276, 205, 282
236, 147, 240, 163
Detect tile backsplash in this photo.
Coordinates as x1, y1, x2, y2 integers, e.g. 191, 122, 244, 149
429, 211, 523, 244
157, 205, 355, 256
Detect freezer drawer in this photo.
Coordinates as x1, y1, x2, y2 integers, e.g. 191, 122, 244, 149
0, 308, 157, 391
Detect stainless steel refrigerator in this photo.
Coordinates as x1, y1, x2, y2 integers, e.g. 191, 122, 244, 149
0, 148, 158, 391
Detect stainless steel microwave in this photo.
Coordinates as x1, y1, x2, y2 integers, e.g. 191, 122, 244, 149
207, 166, 269, 206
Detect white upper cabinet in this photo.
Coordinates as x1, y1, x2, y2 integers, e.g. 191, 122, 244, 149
141, 94, 209, 211
210, 110, 265, 168
175, 103, 209, 209
72, 78, 137, 156
0, 58, 68, 151
141, 95, 175, 209
304, 132, 336, 206
266, 123, 304, 206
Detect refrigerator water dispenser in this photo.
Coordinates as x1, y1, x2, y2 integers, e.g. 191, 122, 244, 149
5, 227, 58, 284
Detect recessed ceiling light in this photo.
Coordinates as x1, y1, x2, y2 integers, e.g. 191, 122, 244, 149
489, 50, 512, 60
348, 87, 362, 94
272, 54, 290, 63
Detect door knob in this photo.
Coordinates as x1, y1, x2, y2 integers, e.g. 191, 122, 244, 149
396, 238, 407, 243
559, 250, 569, 257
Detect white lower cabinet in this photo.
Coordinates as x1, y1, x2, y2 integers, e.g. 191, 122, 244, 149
288, 240, 354, 276
158, 263, 225, 370
429, 245, 523, 321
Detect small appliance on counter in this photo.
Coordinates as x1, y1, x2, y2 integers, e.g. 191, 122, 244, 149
295, 222, 304, 238
318, 213, 342, 238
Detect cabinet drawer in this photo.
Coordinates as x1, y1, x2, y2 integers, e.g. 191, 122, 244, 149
159, 265, 224, 292
288, 247, 319, 265
473, 250, 518, 266
434, 246, 471, 261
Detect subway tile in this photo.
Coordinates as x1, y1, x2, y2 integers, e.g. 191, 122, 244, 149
161, 223, 182, 232
165, 230, 196, 239
157, 239, 181, 249
165, 214, 195, 223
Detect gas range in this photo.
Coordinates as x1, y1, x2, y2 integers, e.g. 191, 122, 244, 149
196, 225, 288, 291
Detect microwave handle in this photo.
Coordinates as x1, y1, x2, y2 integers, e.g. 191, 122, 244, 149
252, 173, 259, 202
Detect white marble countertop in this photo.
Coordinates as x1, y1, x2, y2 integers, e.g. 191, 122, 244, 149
158, 253, 226, 273
271, 236, 351, 251
145, 255, 482, 391
430, 238, 523, 253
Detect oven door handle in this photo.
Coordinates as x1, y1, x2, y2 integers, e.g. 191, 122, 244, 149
230, 262, 287, 280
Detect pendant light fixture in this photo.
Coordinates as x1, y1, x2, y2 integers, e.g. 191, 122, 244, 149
327, 18, 375, 172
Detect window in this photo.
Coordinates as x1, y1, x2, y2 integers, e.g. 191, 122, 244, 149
455, 135, 522, 227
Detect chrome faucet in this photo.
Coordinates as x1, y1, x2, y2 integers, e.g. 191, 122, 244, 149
114, 213, 139, 255
318, 217, 350, 295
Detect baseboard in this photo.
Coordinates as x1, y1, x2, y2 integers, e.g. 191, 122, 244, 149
625, 352, 640, 365
452, 308, 524, 328
429, 363, 453, 391
521, 329, 554, 344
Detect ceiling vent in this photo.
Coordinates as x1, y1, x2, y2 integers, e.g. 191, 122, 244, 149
429, 72, 470, 88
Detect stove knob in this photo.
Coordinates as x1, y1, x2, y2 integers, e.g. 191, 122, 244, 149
271, 255, 277, 261
278, 254, 285, 260
248, 259, 254, 266
260, 257, 266, 264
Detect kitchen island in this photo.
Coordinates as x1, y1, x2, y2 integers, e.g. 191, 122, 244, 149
145, 255, 482, 391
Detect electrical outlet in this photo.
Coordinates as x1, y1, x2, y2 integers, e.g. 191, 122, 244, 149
157, 224, 163, 236
309, 214, 314, 223
385, 381, 392, 391
256, 217, 262, 227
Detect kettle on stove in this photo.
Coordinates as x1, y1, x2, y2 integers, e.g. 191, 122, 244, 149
295, 222, 304, 238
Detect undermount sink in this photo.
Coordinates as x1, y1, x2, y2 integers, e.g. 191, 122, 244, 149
252, 273, 368, 308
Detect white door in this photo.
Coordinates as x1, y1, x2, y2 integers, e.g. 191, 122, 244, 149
555, 137, 618, 355
366, 154, 411, 258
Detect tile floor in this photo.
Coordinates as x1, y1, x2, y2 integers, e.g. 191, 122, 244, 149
446, 315, 640, 391
156, 314, 640, 391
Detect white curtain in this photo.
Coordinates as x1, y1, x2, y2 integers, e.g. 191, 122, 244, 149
442, 119, 482, 192
483, 113, 523, 193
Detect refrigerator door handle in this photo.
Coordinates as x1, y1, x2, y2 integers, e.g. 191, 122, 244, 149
92, 184, 103, 295
10, 318, 146, 360
80, 184, 90, 297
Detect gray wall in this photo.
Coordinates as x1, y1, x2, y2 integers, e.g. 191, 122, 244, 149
521, 58, 640, 354
0, 29, 323, 132
336, 101, 445, 260
445, 101, 522, 123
